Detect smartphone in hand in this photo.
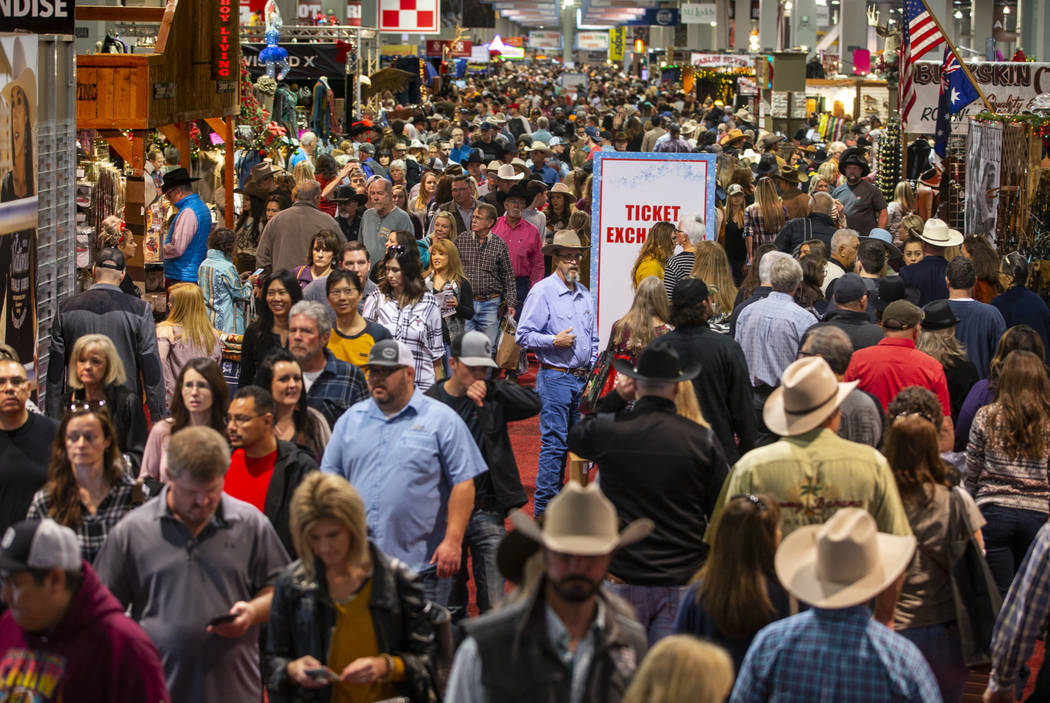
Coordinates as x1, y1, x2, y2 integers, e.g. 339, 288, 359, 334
304, 667, 340, 683
207, 613, 238, 627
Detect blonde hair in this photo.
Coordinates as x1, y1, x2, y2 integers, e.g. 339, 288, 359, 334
691, 241, 738, 313
817, 160, 840, 187
67, 334, 126, 389
674, 381, 709, 428
290, 473, 370, 577
292, 160, 315, 185
431, 211, 459, 239
918, 327, 967, 366
622, 635, 734, 703
893, 181, 916, 212
612, 276, 671, 355
158, 283, 220, 356
427, 238, 467, 284
752, 179, 785, 234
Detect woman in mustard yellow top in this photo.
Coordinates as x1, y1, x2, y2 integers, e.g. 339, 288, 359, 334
265, 473, 436, 703
630, 221, 677, 290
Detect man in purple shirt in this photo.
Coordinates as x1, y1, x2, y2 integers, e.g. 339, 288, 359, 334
516, 230, 599, 516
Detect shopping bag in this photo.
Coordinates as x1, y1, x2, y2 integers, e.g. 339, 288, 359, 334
496, 316, 522, 370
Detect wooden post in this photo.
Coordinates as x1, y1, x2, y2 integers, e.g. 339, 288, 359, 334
224, 117, 234, 228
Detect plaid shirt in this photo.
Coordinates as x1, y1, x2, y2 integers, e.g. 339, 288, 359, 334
363, 290, 445, 391
454, 231, 517, 306
307, 349, 369, 427
731, 606, 941, 703
743, 203, 788, 247
989, 522, 1050, 692
27, 476, 139, 564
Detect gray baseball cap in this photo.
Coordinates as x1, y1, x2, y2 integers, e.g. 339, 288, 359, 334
0, 519, 81, 572
450, 331, 498, 368
366, 339, 414, 368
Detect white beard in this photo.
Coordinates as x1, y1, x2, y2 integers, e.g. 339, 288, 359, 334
565, 270, 580, 284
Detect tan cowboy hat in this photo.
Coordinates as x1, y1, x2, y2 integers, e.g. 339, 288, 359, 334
777, 164, 804, 183
549, 182, 572, 196
719, 128, 745, 146
527, 140, 551, 153
1, 37, 36, 131
681, 119, 698, 136
918, 218, 964, 248
510, 482, 653, 556
486, 160, 503, 173
542, 229, 590, 256
735, 107, 754, 122
775, 508, 916, 609
496, 163, 523, 181
763, 357, 858, 437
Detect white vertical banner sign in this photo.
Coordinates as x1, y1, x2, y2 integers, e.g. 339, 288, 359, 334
590, 152, 717, 348
965, 121, 1002, 242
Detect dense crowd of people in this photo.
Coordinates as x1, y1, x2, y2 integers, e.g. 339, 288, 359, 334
5, 61, 1050, 702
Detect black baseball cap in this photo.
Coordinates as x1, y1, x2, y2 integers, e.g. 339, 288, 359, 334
671, 277, 710, 307
833, 273, 867, 304
95, 247, 126, 271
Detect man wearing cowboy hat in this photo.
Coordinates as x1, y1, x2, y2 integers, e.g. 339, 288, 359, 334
731, 508, 938, 702
567, 339, 729, 644
653, 123, 693, 154
480, 163, 521, 217
445, 482, 651, 703
831, 147, 887, 237
899, 217, 962, 305
734, 107, 756, 132
236, 162, 280, 243
329, 185, 367, 243
517, 230, 600, 517
708, 356, 911, 545
525, 142, 558, 186
161, 167, 213, 287
844, 300, 955, 449
772, 163, 811, 220
493, 184, 543, 319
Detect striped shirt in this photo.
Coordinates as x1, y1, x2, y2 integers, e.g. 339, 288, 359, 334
964, 404, 1050, 514
989, 522, 1050, 692
663, 251, 696, 300
454, 231, 517, 306
731, 606, 941, 703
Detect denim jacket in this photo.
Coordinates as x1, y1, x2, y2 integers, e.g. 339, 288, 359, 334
198, 249, 252, 334
265, 543, 436, 703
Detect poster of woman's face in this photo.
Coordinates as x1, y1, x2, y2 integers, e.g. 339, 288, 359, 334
0, 34, 37, 218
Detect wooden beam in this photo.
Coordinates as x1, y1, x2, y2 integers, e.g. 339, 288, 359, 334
98, 131, 133, 164
76, 5, 166, 21
224, 118, 235, 228
203, 118, 227, 136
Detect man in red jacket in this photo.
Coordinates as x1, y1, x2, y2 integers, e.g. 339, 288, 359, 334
0, 518, 169, 702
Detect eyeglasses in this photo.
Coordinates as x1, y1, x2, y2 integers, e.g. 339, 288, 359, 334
556, 252, 582, 261
731, 494, 767, 511
67, 399, 107, 415
224, 414, 259, 426
328, 287, 359, 298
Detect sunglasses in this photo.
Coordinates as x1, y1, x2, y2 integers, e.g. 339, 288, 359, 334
67, 399, 108, 415
731, 493, 767, 512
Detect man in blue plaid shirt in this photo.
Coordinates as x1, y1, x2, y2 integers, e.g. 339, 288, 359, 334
288, 301, 368, 427
984, 522, 1050, 702
731, 508, 940, 703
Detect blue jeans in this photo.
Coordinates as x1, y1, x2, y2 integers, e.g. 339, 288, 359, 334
898, 623, 969, 703
604, 582, 689, 647
420, 565, 455, 608
466, 296, 502, 349
514, 276, 531, 322
447, 509, 507, 620
534, 368, 586, 516
980, 503, 1049, 597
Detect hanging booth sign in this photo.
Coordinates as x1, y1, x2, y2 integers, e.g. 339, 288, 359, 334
0, 34, 40, 381
346, 0, 361, 25
907, 60, 1050, 132
608, 27, 625, 62
681, 3, 716, 24
528, 30, 562, 50
590, 152, 717, 348
624, 8, 679, 26
213, 0, 238, 79
690, 53, 752, 68
425, 39, 472, 57
738, 76, 758, 94
379, 0, 439, 33
0, 0, 74, 35
575, 31, 609, 51
298, 0, 321, 19
242, 43, 347, 79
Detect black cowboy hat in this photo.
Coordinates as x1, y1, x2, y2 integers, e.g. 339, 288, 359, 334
161, 167, 199, 194
499, 184, 530, 204
613, 339, 699, 383
466, 148, 486, 164
755, 154, 779, 179
331, 185, 367, 205
838, 147, 870, 177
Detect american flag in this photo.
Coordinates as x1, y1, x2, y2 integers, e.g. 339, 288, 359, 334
900, 0, 947, 128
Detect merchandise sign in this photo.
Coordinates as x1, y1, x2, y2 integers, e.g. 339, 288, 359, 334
690, 53, 752, 68
906, 60, 1050, 132
528, 30, 562, 50
608, 27, 625, 62
379, 0, 440, 33
576, 31, 609, 51
681, 3, 716, 24
425, 39, 472, 57
0, 0, 73, 34
0, 34, 40, 386
214, 0, 238, 79
591, 152, 717, 348
624, 8, 679, 26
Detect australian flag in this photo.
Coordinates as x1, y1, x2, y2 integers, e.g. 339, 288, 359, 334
933, 47, 980, 158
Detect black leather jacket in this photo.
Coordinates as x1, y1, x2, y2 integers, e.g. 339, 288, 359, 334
265, 543, 436, 703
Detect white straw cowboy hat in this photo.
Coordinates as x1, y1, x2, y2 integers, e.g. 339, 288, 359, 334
510, 482, 653, 556
918, 217, 964, 248
1, 37, 36, 132
541, 229, 589, 256
763, 357, 858, 437
495, 163, 523, 181
775, 508, 916, 609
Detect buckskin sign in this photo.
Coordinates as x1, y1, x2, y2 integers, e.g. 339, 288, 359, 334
590, 152, 717, 347
905, 60, 1050, 132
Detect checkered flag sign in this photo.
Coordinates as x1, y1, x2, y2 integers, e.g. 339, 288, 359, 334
379, 0, 439, 33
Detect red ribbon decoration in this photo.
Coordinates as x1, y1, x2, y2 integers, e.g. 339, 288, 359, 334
337, 40, 353, 63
